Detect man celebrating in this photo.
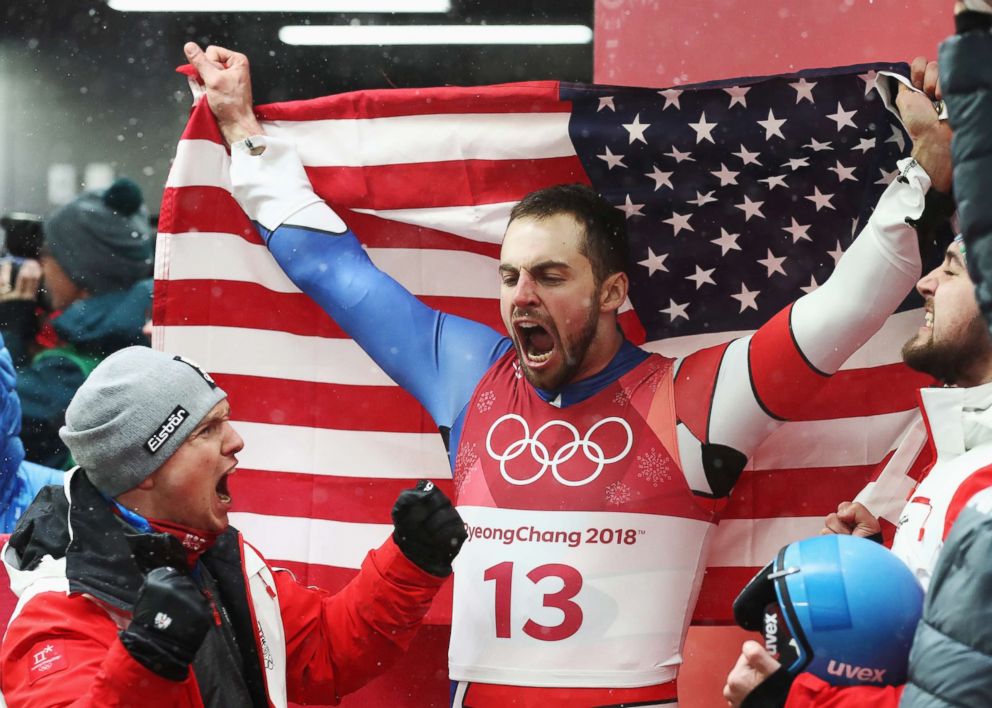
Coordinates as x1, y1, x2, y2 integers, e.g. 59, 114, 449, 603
186, 42, 951, 706
0, 346, 465, 707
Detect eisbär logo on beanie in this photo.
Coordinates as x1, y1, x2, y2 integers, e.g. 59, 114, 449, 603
146, 405, 191, 454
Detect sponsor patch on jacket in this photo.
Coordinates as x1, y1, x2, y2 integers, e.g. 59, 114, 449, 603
28, 639, 68, 684
146, 405, 190, 454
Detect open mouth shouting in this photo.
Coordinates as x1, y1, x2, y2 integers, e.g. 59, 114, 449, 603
216, 468, 234, 506
514, 317, 558, 368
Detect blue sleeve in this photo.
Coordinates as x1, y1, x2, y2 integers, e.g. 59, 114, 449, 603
0, 333, 64, 531
263, 223, 511, 428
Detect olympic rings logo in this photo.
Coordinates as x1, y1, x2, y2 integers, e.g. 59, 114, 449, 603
485, 414, 634, 487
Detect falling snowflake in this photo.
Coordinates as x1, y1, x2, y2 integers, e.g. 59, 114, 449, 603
613, 389, 630, 406
476, 390, 497, 413
454, 442, 478, 496
605, 481, 632, 506
637, 448, 672, 487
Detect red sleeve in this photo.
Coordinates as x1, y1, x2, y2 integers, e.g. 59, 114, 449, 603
785, 672, 904, 708
0, 592, 195, 707
943, 463, 992, 540
277, 537, 446, 704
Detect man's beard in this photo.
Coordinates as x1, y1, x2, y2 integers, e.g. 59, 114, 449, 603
902, 313, 992, 385
516, 302, 600, 392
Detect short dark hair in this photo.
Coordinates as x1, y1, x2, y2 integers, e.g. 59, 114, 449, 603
508, 184, 628, 284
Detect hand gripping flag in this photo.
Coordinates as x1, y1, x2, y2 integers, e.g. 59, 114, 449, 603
156, 64, 933, 627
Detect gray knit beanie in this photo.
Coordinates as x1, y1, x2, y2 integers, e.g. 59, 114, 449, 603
44, 178, 153, 295
60, 347, 227, 497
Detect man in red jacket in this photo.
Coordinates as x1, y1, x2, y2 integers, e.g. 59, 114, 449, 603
0, 346, 465, 707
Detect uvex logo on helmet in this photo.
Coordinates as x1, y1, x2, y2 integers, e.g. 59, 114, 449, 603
826, 660, 887, 684
145, 406, 189, 454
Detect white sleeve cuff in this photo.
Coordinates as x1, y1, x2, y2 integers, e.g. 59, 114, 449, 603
230, 134, 347, 234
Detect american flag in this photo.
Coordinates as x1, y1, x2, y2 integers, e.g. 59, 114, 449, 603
155, 63, 933, 637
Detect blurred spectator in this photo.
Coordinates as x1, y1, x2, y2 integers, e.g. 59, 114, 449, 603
0, 332, 61, 531
0, 177, 153, 468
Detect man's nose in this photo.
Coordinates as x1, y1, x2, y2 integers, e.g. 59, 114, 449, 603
512, 271, 540, 307
916, 269, 938, 298
223, 422, 245, 456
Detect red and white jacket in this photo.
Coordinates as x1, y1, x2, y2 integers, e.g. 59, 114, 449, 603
0, 468, 446, 708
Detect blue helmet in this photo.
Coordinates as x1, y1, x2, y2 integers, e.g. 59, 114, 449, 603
733, 534, 924, 687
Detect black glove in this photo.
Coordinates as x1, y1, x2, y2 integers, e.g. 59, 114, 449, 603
392, 480, 467, 577
119, 566, 213, 681
740, 666, 794, 708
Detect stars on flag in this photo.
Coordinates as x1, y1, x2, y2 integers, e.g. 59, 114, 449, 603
829, 160, 857, 182
875, 167, 899, 186
790, 77, 817, 104
711, 163, 740, 186
732, 283, 760, 312
724, 86, 750, 108
660, 298, 690, 321
712, 228, 741, 255
735, 195, 765, 221
759, 174, 789, 190
567, 63, 910, 338
645, 165, 674, 190
665, 146, 695, 163
757, 109, 787, 140
639, 247, 669, 276
827, 240, 845, 265
623, 113, 650, 144
598, 146, 626, 170
664, 211, 694, 235
733, 144, 762, 166
617, 195, 645, 219
659, 88, 683, 110
688, 112, 718, 143
854, 137, 876, 152
783, 218, 812, 243
757, 249, 788, 277
826, 103, 858, 131
805, 187, 835, 211
858, 70, 879, 95
686, 265, 716, 289
688, 190, 718, 207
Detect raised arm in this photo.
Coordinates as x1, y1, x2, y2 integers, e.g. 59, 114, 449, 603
184, 43, 508, 428
674, 65, 951, 496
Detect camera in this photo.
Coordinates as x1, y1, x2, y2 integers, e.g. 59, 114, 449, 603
0, 212, 43, 293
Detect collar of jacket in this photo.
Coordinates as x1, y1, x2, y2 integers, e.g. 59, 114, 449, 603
919, 379, 992, 460
8, 468, 239, 612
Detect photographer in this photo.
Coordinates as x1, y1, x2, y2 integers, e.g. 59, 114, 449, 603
0, 178, 154, 468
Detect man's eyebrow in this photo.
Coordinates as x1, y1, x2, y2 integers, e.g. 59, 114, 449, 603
194, 405, 229, 430
947, 249, 966, 269
499, 260, 572, 272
